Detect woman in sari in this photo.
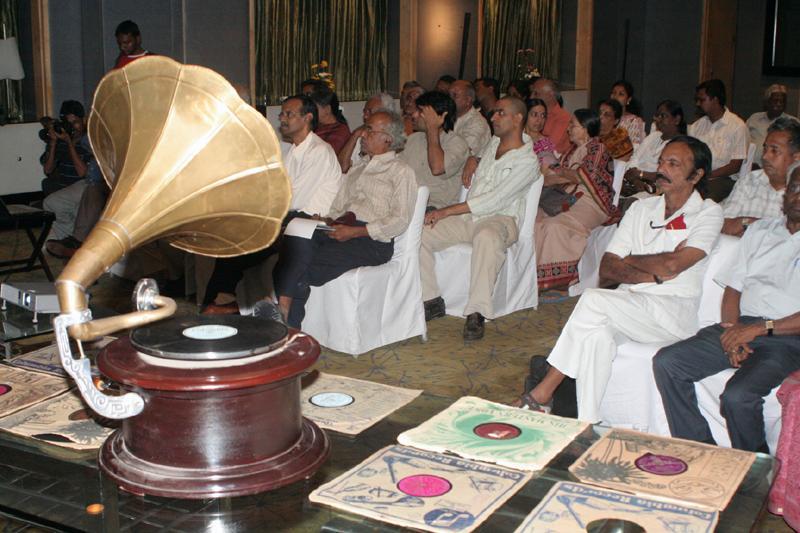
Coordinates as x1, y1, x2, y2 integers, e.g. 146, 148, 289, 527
535, 109, 617, 289
525, 98, 558, 168
598, 98, 633, 161
610, 80, 646, 144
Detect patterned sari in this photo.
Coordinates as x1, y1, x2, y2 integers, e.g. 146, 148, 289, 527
535, 138, 616, 289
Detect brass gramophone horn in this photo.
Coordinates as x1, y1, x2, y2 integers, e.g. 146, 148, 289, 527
54, 56, 291, 419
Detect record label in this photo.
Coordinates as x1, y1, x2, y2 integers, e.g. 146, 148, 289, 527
309, 392, 354, 408
397, 474, 452, 497
0, 384, 11, 396
182, 324, 238, 340
634, 453, 688, 476
473, 422, 521, 440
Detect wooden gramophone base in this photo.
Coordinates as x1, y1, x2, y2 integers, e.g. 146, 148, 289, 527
96, 323, 329, 499
99, 417, 328, 498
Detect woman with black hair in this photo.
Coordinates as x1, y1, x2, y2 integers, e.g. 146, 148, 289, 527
535, 109, 617, 289
624, 99, 687, 196
610, 80, 646, 144
598, 98, 633, 161
309, 86, 351, 155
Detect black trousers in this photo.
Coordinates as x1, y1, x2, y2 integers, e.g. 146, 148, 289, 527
273, 226, 393, 328
202, 211, 303, 306
653, 317, 800, 452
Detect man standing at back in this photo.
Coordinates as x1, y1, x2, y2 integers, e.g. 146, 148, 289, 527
420, 96, 539, 340
113, 20, 151, 69
450, 80, 491, 157
532, 78, 571, 155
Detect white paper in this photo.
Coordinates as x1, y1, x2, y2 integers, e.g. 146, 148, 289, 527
284, 218, 333, 238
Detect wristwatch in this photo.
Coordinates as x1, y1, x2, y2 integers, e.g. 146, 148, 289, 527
765, 319, 774, 336
653, 274, 663, 285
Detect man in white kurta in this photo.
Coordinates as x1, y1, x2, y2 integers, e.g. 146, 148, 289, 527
520, 136, 723, 422
420, 97, 539, 340
450, 80, 491, 157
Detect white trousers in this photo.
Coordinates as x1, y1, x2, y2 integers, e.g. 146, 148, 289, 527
420, 214, 518, 317
43, 179, 87, 240
547, 287, 699, 423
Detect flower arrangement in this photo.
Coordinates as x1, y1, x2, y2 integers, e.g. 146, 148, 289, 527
310, 60, 336, 91
516, 49, 541, 80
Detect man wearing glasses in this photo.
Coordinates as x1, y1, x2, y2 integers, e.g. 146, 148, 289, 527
201, 94, 341, 314
518, 136, 723, 421
654, 163, 800, 452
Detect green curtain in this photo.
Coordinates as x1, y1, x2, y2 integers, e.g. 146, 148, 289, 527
0, 0, 22, 122
255, 0, 387, 106
481, 0, 561, 87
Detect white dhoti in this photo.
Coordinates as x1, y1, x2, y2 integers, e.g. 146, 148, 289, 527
547, 287, 699, 423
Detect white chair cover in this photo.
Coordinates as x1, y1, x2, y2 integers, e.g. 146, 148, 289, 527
612, 159, 626, 207
739, 142, 757, 178
433, 179, 544, 318
567, 224, 617, 297
300, 187, 430, 355
599, 235, 783, 453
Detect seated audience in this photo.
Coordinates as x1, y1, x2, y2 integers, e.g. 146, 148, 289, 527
401, 81, 426, 135
535, 109, 616, 289
202, 94, 341, 314
338, 92, 395, 172
421, 97, 540, 340
524, 98, 557, 168
272, 111, 416, 327
688, 79, 749, 202
623, 99, 686, 196
474, 77, 500, 121
435, 75, 456, 93
721, 118, 800, 236
519, 136, 723, 420
399, 91, 469, 209
449, 80, 491, 157
598, 98, 633, 161
506, 79, 530, 102
653, 163, 800, 452
309, 86, 351, 155
300, 78, 328, 95
40, 100, 91, 199
113, 20, 152, 69
610, 80, 646, 144
746, 84, 799, 167
532, 78, 571, 155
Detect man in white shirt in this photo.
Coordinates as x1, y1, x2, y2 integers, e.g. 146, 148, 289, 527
746, 84, 799, 166
400, 91, 470, 209
721, 118, 800, 236
518, 136, 723, 421
420, 96, 540, 340
449, 80, 491, 157
654, 165, 800, 452
688, 79, 749, 202
338, 92, 396, 173
201, 94, 341, 314
272, 111, 417, 327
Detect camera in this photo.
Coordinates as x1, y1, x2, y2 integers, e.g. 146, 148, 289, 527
38, 116, 74, 142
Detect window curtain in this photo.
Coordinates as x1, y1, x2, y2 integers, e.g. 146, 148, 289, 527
255, 0, 387, 106
1, 0, 22, 122
481, 0, 560, 87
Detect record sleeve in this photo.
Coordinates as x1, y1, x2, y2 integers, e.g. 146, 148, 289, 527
309, 444, 531, 532
0, 366, 71, 418
397, 396, 589, 470
514, 481, 718, 532
569, 429, 756, 511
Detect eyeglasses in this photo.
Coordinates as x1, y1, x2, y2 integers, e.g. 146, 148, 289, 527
278, 111, 302, 119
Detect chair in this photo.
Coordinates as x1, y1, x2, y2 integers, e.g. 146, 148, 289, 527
0, 199, 55, 281
300, 187, 430, 355
611, 159, 626, 207
739, 142, 757, 177
598, 235, 783, 453
433, 179, 544, 318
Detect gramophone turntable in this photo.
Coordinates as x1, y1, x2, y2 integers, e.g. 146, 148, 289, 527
52, 57, 329, 498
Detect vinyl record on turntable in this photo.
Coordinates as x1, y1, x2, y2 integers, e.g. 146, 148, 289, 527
130, 315, 288, 361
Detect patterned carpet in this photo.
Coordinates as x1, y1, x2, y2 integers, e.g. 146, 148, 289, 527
0, 232, 791, 532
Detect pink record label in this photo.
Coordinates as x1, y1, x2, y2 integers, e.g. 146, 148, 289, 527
635, 453, 688, 475
0, 384, 11, 396
397, 474, 452, 497
473, 422, 521, 440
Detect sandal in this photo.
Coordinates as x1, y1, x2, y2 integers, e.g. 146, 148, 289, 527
515, 392, 553, 414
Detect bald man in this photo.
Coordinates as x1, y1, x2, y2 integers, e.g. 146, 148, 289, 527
450, 80, 491, 156
420, 97, 541, 340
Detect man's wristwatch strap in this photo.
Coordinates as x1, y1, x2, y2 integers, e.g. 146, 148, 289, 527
653, 274, 663, 285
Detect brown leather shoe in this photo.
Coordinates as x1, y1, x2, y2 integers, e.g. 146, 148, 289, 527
45, 236, 82, 259
200, 301, 239, 315
463, 312, 485, 340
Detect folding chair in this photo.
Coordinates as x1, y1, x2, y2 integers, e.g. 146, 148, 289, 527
0, 198, 55, 280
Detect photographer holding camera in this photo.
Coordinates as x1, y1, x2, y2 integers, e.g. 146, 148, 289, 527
40, 100, 92, 197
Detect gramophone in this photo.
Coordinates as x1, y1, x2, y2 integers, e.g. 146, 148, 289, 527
53, 57, 329, 498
